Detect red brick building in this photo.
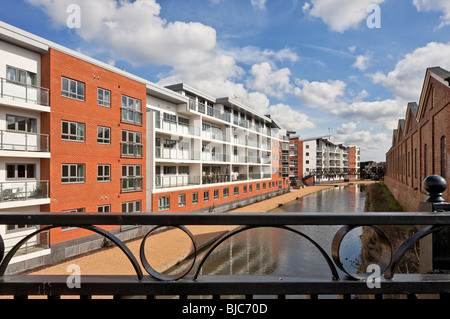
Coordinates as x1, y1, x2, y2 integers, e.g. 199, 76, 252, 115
385, 67, 450, 211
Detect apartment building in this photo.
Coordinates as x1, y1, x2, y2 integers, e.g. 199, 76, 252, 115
289, 135, 360, 185
0, 22, 291, 273
146, 83, 290, 213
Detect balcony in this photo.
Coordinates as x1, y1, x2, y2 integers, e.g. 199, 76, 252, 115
0, 78, 49, 108
158, 119, 200, 137
121, 142, 143, 158
0, 130, 49, 156
121, 177, 143, 192
155, 175, 200, 189
0, 180, 49, 203
156, 147, 200, 161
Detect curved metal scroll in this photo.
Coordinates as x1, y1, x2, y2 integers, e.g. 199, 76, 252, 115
0, 234, 4, 265
0, 225, 143, 280
140, 225, 197, 281
331, 225, 393, 280
385, 225, 449, 279
193, 225, 340, 281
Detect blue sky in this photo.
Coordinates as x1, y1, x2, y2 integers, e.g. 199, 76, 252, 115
1, 0, 450, 161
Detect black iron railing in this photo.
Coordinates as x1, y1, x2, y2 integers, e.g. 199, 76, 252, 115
0, 211, 450, 299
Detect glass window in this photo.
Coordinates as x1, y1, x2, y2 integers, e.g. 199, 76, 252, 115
61, 164, 85, 183
179, 194, 186, 207
214, 189, 219, 200
6, 115, 37, 133
61, 77, 85, 101
204, 190, 209, 202
97, 164, 111, 182
121, 95, 142, 124
97, 88, 111, 107
223, 188, 229, 198
234, 186, 239, 196
97, 126, 111, 144
122, 200, 141, 213
192, 192, 198, 204
6, 164, 36, 179
121, 130, 142, 157
6, 66, 36, 85
98, 205, 111, 213
62, 120, 85, 141
158, 196, 170, 211
121, 165, 142, 191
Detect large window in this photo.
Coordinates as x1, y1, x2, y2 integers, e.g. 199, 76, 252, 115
97, 164, 111, 182
121, 130, 142, 157
122, 200, 141, 213
121, 165, 142, 191
6, 115, 37, 133
158, 196, 170, 211
61, 164, 85, 183
6, 164, 36, 179
97, 88, 111, 107
98, 205, 111, 213
6, 66, 36, 86
97, 126, 111, 144
61, 77, 85, 101
121, 95, 142, 125
192, 192, 198, 204
62, 120, 85, 141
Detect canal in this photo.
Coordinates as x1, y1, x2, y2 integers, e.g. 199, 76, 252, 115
167, 184, 370, 295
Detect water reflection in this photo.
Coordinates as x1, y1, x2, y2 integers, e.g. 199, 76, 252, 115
195, 185, 367, 278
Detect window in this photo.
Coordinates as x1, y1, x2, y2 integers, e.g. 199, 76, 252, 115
243, 185, 247, 194
178, 166, 190, 174
97, 164, 111, 182
179, 194, 186, 207
121, 95, 142, 124
223, 188, 229, 198
97, 126, 111, 144
263, 183, 266, 190
414, 148, 418, 178
61, 77, 85, 101
6, 164, 36, 179
163, 166, 176, 175
6, 66, 36, 86
234, 186, 239, 196
6, 115, 37, 133
61, 164, 85, 183
62, 120, 85, 141
442, 136, 447, 179
424, 144, 428, 177
214, 189, 219, 200
97, 88, 111, 107
192, 192, 198, 204
158, 196, 170, 211
249, 184, 252, 193
121, 165, 142, 191
122, 200, 141, 213
121, 130, 142, 157
256, 183, 260, 191
204, 190, 209, 202
98, 205, 111, 213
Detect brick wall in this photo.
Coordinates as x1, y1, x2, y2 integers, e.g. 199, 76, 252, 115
386, 72, 450, 210
43, 49, 147, 244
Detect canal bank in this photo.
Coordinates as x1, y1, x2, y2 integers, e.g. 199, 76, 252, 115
26, 182, 378, 286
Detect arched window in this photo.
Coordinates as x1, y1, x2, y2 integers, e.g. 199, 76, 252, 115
442, 136, 446, 178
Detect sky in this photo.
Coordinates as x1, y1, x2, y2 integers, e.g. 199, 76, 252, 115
1, 0, 450, 162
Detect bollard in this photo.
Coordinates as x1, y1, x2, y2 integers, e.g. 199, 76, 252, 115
420, 175, 450, 273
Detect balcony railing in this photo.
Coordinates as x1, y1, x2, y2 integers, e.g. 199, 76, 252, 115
159, 119, 200, 137
0, 78, 49, 107
155, 175, 201, 189
156, 147, 200, 161
0, 130, 49, 152
0, 180, 49, 202
121, 142, 143, 157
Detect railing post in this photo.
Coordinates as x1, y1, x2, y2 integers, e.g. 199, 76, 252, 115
419, 175, 449, 275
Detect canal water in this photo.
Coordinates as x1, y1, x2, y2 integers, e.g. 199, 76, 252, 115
174, 184, 369, 293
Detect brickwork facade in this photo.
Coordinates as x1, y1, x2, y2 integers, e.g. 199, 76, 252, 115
385, 67, 450, 211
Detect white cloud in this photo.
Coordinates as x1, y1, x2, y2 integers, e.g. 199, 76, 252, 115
266, 104, 316, 131
413, 0, 450, 28
224, 46, 299, 66
294, 79, 346, 108
246, 62, 293, 99
302, 0, 385, 33
352, 52, 372, 71
371, 41, 450, 102
250, 0, 267, 10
